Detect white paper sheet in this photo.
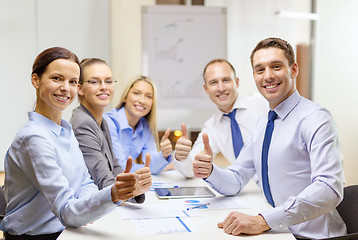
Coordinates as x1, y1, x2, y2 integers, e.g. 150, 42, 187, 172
118, 204, 192, 220
131, 217, 199, 235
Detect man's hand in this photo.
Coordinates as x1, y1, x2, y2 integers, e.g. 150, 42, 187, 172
111, 157, 137, 203
174, 123, 192, 161
160, 128, 172, 159
217, 211, 270, 235
134, 153, 152, 196
193, 133, 213, 178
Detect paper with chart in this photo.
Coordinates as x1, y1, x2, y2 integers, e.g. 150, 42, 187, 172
170, 196, 250, 210
131, 217, 199, 235
117, 203, 200, 220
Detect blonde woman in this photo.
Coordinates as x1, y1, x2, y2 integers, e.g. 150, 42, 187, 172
104, 76, 172, 175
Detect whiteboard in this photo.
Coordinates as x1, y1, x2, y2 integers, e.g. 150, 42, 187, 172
142, 6, 227, 109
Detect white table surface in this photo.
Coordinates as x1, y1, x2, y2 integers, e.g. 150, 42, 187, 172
58, 170, 295, 240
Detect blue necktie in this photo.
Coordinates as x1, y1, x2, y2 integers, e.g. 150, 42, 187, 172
262, 110, 277, 207
224, 109, 244, 158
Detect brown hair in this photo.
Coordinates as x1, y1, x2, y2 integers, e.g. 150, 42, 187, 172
203, 59, 236, 83
250, 37, 295, 67
32, 47, 80, 77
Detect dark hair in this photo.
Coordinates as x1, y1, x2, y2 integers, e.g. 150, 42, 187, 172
32, 47, 80, 77
203, 59, 236, 83
250, 37, 295, 67
79, 58, 108, 84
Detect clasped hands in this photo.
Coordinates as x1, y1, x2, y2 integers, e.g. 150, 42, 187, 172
111, 153, 152, 203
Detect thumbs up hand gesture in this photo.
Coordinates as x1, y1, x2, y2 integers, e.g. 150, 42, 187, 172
193, 133, 213, 178
111, 157, 137, 203
160, 128, 173, 159
174, 123, 192, 161
134, 153, 152, 196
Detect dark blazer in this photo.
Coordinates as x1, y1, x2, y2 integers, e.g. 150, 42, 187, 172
70, 105, 144, 203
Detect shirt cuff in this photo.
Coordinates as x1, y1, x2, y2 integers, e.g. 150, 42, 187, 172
204, 165, 221, 185
103, 185, 122, 206
259, 205, 289, 230
166, 154, 173, 162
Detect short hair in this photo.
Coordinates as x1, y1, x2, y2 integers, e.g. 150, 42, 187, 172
202, 59, 236, 83
250, 37, 295, 67
116, 75, 159, 151
32, 47, 80, 78
79, 58, 108, 84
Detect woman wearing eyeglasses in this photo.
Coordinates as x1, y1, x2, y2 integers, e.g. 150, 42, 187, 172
70, 58, 151, 203
103, 76, 173, 175
0, 48, 138, 239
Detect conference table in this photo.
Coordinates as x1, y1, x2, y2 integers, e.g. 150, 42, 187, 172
58, 170, 295, 240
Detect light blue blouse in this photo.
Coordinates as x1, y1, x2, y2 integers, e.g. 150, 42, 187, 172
206, 91, 346, 239
0, 112, 116, 235
104, 107, 171, 175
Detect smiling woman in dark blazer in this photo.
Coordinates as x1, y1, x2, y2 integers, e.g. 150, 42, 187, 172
70, 58, 151, 203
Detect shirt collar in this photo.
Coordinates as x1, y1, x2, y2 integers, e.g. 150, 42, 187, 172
219, 96, 248, 116
273, 90, 301, 120
118, 106, 144, 132
28, 111, 71, 136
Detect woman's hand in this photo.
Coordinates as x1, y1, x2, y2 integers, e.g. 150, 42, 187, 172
111, 157, 137, 203
134, 153, 152, 196
160, 128, 173, 159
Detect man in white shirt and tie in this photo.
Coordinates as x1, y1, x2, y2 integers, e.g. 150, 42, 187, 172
173, 59, 267, 178
192, 38, 346, 239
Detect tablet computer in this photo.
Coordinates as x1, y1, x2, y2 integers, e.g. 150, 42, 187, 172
154, 186, 216, 199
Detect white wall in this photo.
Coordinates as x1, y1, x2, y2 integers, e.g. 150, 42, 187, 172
205, 0, 311, 97
0, 0, 110, 171
313, 0, 358, 185
0, 0, 37, 172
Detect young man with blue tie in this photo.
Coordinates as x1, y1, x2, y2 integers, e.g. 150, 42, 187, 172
193, 38, 346, 239
173, 59, 267, 178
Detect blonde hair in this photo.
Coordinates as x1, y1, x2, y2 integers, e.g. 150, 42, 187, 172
117, 75, 159, 150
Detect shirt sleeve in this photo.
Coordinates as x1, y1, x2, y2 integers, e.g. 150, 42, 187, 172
205, 139, 256, 195
74, 121, 116, 189
21, 134, 116, 228
103, 113, 128, 172
260, 109, 344, 229
141, 135, 171, 175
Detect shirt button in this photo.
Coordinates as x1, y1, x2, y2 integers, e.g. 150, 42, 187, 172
303, 216, 307, 220
279, 224, 283, 228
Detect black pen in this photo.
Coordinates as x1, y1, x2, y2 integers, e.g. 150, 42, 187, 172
186, 203, 210, 211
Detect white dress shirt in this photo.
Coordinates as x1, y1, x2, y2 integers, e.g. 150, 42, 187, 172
174, 94, 268, 178
206, 91, 346, 239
